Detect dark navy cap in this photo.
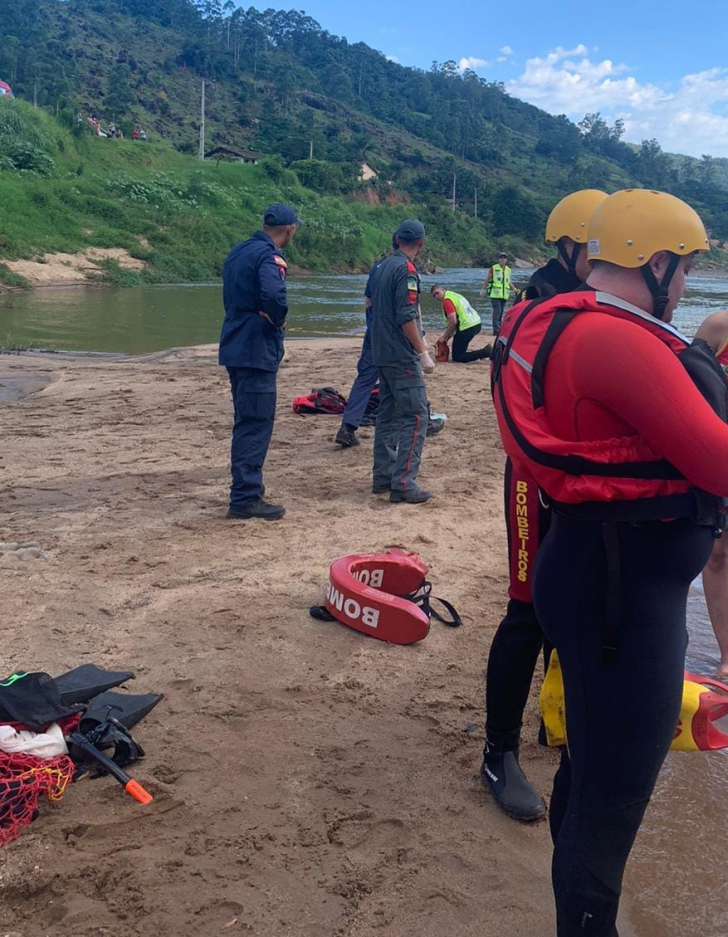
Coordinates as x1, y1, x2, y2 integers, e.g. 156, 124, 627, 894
263, 203, 303, 226
394, 218, 426, 241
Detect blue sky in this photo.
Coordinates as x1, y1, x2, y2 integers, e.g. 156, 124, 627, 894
262, 0, 728, 158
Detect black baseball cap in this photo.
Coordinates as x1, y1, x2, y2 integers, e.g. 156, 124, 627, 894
498, 251, 508, 258
394, 218, 426, 241
263, 203, 303, 226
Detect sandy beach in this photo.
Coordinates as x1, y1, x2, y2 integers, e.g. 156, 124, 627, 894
1, 336, 715, 937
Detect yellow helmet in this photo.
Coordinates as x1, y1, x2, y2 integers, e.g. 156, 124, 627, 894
545, 189, 609, 245
587, 189, 708, 267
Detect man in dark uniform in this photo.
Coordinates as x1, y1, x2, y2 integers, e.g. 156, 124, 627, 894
219, 203, 302, 520
334, 250, 389, 448
370, 219, 436, 504
480, 190, 607, 821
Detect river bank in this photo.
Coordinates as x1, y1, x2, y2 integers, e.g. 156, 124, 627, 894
1, 341, 725, 936
2, 255, 727, 294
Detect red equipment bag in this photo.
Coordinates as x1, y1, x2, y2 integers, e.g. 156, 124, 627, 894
310, 549, 462, 645
293, 387, 347, 415
435, 340, 450, 363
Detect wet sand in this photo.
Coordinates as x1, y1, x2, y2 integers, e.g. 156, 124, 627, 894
0, 367, 50, 402
0, 339, 717, 936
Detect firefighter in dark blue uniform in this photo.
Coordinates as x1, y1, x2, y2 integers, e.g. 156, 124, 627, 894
334, 248, 389, 448
219, 203, 302, 520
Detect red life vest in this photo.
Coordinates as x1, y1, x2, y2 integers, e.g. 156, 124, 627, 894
492, 289, 724, 507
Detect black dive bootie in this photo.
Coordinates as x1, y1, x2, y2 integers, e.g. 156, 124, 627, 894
480, 729, 546, 822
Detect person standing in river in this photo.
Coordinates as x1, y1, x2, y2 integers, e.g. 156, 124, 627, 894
481, 252, 512, 335
219, 203, 302, 520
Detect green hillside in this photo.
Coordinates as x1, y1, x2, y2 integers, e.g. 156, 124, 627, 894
0, 101, 520, 287
1, 0, 728, 282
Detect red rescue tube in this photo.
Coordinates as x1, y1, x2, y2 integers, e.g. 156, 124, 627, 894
325, 548, 430, 645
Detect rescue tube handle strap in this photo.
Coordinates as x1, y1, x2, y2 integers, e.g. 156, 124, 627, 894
428, 596, 463, 628
406, 581, 463, 628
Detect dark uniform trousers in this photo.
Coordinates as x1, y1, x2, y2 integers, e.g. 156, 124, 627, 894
491, 298, 507, 334
341, 310, 378, 429
452, 323, 489, 363
373, 364, 428, 493
227, 366, 277, 507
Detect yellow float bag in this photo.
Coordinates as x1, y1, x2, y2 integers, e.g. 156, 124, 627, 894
539, 652, 728, 752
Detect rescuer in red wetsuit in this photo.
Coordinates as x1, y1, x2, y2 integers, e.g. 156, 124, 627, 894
481, 190, 608, 824
491, 189, 728, 936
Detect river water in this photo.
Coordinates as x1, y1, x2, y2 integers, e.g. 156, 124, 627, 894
2, 268, 728, 353
2, 268, 728, 934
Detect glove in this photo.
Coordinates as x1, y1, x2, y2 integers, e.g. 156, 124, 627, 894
419, 349, 436, 374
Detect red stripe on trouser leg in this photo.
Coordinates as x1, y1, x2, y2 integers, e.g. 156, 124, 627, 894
506, 461, 542, 602
401, 413, 421, 492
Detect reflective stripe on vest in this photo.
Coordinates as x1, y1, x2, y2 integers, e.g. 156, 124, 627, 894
490, 289, 726, 505
443, 290, 481, 330
489, 264, 512, 299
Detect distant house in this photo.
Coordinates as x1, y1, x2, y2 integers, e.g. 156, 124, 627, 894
360, 162, 378, 182
205, 145, 261, 164
0, 81, 14, 98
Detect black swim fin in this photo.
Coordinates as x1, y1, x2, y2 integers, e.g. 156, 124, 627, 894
54, 664, 135, 705
79, 690, 163, 733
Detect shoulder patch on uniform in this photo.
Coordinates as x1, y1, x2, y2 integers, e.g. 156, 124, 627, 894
273, 255, 288, 268
407, 276, 418, 292
405, 260, 417, 274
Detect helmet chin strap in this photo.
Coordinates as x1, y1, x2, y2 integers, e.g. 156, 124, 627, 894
557, 240, 580, 275
640, 253, 680, 320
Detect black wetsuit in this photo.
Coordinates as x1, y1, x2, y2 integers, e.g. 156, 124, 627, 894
524, 258, 579, 301
485, 260, 580, 736
535, 514, 713, 935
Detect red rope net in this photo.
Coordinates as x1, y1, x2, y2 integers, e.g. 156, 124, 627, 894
0, 751, 75, 847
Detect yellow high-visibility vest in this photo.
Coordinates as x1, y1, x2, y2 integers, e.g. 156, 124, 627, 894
443, 290, 481, 330
489, 264, 512, 300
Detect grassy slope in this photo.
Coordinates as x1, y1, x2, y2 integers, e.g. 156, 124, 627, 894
1, 101, 527, 284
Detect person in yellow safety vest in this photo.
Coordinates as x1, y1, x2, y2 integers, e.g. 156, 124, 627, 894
480, 252, 512, 335
432, 285, 492, 363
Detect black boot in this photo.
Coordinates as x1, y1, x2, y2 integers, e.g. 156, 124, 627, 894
226, 499, 285, 521
480, 729, 546, 822
335, 425, 359, 448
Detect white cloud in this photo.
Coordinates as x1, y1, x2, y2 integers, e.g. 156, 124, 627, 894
499, 45, 513, 57
385, 54, 399, 63
459, 56, 491, 71
508, 45, 728, 157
